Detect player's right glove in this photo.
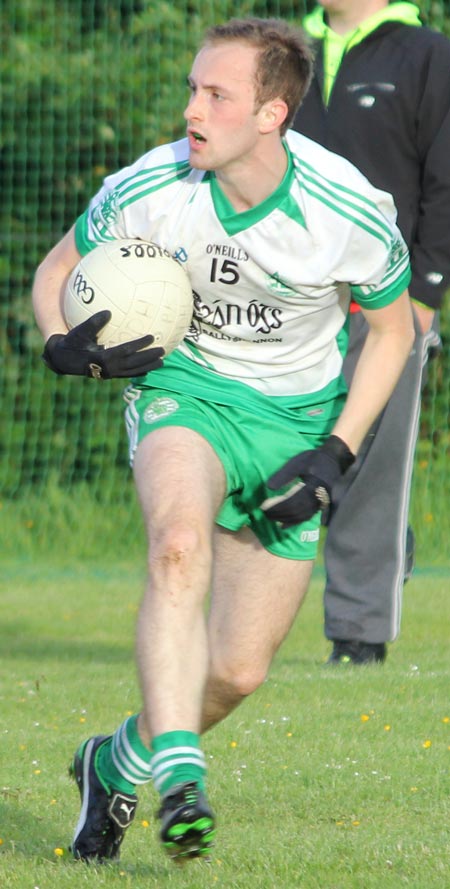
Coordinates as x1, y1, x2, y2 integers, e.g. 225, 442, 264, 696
42, 310, 165, 379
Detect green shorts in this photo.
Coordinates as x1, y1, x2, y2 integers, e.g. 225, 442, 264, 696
124, 383, 341, 561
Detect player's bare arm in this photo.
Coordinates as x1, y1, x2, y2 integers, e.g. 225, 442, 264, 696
33, 225, 80, 339
262, 291, 414, 529
332, 290, 415, 454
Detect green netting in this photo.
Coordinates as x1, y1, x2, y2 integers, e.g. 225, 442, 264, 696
0, 1, 448, 561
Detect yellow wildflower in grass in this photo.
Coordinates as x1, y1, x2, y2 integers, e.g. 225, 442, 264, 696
230, 741, 237, 748
79, 717, 86, 723
54, 848, 64, 857
352, 821, 360, 827
384, 725, 391, 732
286, 732, 293, 738
360, 714, 370, 722
443, 716, 449, 724
0, 838, 3, 845
141, 820, 149, 828
422, 739, 432, 749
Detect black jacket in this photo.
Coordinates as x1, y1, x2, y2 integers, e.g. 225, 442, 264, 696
293, 22, 450, 310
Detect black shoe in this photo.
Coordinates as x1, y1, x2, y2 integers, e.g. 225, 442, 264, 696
327, 640, 387, 665
70, 735, 138, 861
158, 781, 215, 860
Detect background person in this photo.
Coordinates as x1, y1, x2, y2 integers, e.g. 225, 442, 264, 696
293, 0, 450, 665
33, 17, 414, 863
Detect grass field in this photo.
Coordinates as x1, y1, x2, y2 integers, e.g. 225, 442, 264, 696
1, 538, 449, 889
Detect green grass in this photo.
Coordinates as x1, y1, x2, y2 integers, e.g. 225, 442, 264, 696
1, 545, 449, 888
0, 487, 449, 889
1, 465, 449, 566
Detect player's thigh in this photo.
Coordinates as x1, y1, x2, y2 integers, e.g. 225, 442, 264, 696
133, 425, 227, 532
208, 525, 313, 672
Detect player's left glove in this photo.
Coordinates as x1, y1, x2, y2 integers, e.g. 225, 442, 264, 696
261, 434, 355, 528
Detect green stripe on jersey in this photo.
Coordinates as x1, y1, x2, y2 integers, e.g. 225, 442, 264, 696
352, 265, 411, 308
74, 160, 192, 253
292, 154, 393, 248
113, 163, 191, 209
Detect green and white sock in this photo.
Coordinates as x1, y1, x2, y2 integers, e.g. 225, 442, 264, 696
151, 731, 206, 796
96, 715, 152, 794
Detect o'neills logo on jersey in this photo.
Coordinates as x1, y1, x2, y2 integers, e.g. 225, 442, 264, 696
206, 244, 249, 261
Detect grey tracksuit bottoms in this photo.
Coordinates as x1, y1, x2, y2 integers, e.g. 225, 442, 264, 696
323, 310, 439, 644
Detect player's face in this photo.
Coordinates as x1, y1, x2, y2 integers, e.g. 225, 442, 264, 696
183, 42, 266, 174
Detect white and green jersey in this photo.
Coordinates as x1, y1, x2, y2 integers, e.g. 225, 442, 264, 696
75, 131, 410, 408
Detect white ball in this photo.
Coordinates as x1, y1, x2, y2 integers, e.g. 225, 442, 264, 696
63, 239, 193, 354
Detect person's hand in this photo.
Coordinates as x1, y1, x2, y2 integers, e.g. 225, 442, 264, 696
261, 435, 355, 527
42, 310, 164, 379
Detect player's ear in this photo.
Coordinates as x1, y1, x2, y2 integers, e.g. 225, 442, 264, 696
258, 97, 288, 134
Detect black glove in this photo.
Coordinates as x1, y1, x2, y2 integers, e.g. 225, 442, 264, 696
261, 435, 355, 528
42, 310, 164, 379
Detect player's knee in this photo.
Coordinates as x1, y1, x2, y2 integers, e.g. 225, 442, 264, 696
149, 522, 208, 575
232, 668, 266, 699
210, 661, 267, 701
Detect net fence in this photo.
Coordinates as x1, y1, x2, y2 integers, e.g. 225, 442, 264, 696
1, 0, 448, 562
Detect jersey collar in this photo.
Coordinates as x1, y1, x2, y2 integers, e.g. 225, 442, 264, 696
209, 144, 294, 236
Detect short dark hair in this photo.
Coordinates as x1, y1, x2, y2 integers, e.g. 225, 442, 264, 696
202, 18, 313, 135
